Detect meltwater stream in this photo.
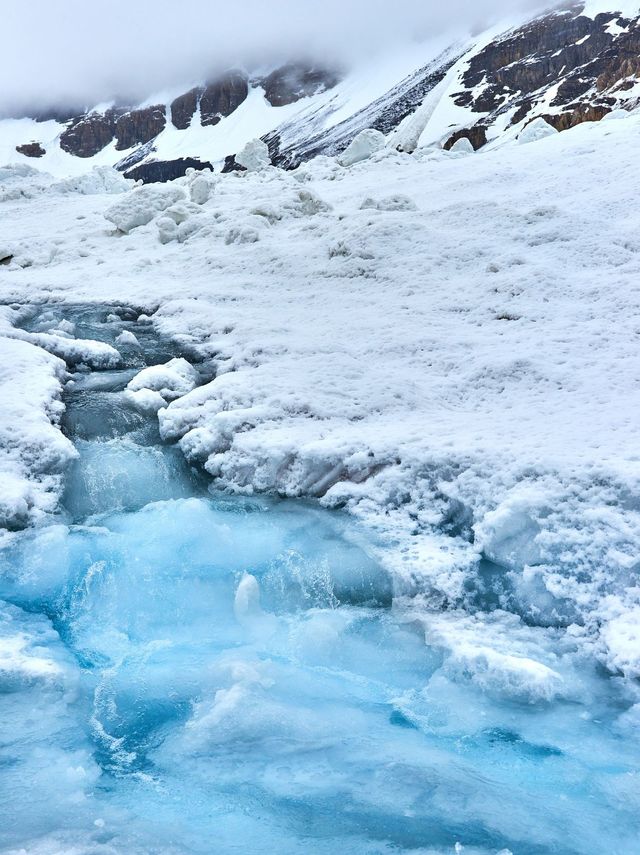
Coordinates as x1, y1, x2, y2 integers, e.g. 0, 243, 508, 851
0, 306, 638, 855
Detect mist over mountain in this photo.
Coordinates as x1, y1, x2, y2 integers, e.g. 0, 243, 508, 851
1, 0, 543, 114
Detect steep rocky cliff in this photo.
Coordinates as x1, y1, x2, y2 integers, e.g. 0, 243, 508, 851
442, 3, 640, 148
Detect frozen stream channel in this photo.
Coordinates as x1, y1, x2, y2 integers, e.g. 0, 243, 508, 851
0, 306, 638, 855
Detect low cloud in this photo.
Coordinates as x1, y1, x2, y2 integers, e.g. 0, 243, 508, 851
1, 0, 546, 114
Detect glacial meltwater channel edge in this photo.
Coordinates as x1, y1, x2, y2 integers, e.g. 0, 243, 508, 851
0, 304, 638, 855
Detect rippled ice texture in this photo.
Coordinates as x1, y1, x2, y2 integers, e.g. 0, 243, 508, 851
0, 306, 638, 855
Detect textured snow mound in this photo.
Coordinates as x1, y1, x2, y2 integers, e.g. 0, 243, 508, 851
54, 166, 133, 196
126, 357, 199, 411
105, 184, 186, 233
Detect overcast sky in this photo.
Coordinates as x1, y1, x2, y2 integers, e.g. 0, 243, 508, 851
1, 0, 545, 114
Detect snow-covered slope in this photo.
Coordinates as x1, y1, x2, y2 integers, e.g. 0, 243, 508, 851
3, 3, 640, 182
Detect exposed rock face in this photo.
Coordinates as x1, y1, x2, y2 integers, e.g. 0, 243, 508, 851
60, 105, 166, 157
124, 157, 214, 184
60, 110, 120, 158
170, 88, 203, 129
16, 142, 46, 158
261, 63, 341, 107
200, 71, 249, 126
115, 106, 166, 150
444, 126, 487, 151
542, 104, 612, 131
448, 3, 640, 147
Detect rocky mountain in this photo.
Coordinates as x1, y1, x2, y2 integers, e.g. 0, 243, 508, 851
2, 2, 639, 181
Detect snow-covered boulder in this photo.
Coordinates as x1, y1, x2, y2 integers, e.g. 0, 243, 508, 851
448, 137, 475, 155
518, 118, 558, 145
126, 358, 199, 407
338, 129, 386, 167
105, 184, 186, 234
236, 139, 271, 172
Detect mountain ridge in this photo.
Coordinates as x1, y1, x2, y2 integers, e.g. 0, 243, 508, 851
2, 2, 639, 181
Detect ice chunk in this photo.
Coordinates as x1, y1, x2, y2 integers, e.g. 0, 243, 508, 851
236, 138, 270, 172
518, 117, 558, 144
115, 330, 140, 347
338, 129, 386, 167
419, 610, 567, 704
189, 173, 214, 205
104, 184, 186, 233
448, 137, 475, 154
234, 573, 262, 623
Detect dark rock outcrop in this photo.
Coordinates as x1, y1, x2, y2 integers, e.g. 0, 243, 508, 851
124, 157, 214, 184
115, 106, 166, 150
200, 72, 249, 126
220, 154, 246, 174
60, 110, 121, 158
261, 63, 341, 107
16, 142, 46, 158
542, 104, 612, 131
443, 126, 487, 151
170, 88, 203, 129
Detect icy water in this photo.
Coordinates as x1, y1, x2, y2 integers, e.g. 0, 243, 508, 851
0, 306, 639, 855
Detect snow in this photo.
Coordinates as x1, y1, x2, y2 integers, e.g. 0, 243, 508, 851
104, 184, 186, 233
517, 117, 559, 145
338, 128, 386, 166
235, 137, 270, 172
0, 313, 75, 529
126, 357, 199, 402
1, 102, 640, 683
448, 137, 475, 154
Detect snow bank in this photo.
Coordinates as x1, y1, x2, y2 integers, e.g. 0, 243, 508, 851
0, 332, 74, 528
